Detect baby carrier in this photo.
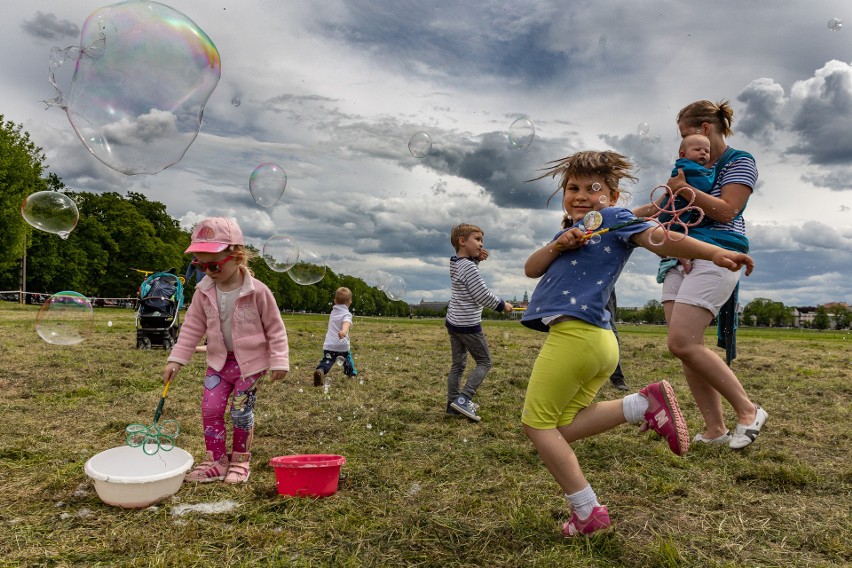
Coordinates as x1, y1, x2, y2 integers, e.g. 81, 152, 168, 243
135, 271, 184, 349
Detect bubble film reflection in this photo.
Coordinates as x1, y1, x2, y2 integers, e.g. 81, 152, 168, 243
21, 191, 79, 239
288, 249, 326, 285
35, 291, 94, 345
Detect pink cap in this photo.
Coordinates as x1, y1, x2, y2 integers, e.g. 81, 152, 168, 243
185, 217, 244, 253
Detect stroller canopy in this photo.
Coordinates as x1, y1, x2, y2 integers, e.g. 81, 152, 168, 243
139, 272, 184, 313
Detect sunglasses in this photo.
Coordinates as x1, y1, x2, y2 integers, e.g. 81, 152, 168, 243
191, 254, 235, 273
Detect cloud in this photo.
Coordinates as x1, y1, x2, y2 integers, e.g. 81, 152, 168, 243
21, 11, 79, 41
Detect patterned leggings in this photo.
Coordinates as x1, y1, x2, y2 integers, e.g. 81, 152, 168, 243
201, 354, 262, 460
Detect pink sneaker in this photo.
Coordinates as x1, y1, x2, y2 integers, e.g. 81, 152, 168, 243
639, 380, 690, 456
562, 505, 611, 537
184, 450, 229, 482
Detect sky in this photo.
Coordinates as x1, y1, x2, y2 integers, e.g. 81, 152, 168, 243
3, 0, 852, 308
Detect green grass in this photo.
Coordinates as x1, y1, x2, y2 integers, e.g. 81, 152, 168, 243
0, 303, 850, 567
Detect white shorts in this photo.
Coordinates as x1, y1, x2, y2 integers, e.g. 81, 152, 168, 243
661, 259, 740, 316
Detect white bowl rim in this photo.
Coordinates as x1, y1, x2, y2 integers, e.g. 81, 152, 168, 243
85, 446, 194, 484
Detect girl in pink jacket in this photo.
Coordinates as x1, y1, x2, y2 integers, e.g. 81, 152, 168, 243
164, 217, 289, 484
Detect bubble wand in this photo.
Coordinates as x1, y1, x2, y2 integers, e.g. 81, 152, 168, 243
125, 379, 180, 455
580, 185, 705, 246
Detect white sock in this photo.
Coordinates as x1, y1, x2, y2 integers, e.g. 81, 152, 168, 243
566, 485, 599, 520
622, 392, 649, 425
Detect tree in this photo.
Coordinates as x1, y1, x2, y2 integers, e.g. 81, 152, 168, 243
640, 299, 665, 324
834, 305, 850, 330
0, 117, 51, 281
813, 306, 830, 331
744, 298, 792, 327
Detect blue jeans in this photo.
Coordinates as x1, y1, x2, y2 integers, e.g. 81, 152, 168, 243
446, 330, 492, 402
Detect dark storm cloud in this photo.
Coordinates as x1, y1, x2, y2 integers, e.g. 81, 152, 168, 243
21, 11, 79, 41
737, 61, 852, 182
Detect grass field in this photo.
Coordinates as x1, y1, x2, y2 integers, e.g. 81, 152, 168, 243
1, 304, 850, 567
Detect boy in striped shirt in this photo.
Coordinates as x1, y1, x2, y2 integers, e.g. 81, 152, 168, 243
445, 224, 513, 422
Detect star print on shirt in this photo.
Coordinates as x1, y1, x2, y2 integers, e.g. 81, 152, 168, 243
571, 260, 578, 266
596, 280, 604, 286
581, 305, 589, 310
604, 246, 611, 253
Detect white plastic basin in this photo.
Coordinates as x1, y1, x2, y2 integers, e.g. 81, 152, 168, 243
85, 445, 194, 508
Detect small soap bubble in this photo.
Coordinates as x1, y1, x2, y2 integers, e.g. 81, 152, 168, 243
298, 388, 303, 393
366, 423, 372, 430
36, 291, 93, 345
21, 191, 79, 239
335, 357, 344, 367
262, 234, 300, 273
828, 17, 843, 31
249, 163, 287, 208
599, 195, 608, 204
337, 416, 342, 421
323, 376, 331, 395
45, 2, 221, 175
508, 116, 535, 148
107, 321, 113, 327
588, 234, 602, 245
287, 249, 326, 285
408, 131, 432, 158
570, 297, 577, 305
503, 331, 509, 340
637, 122, 650, 136
591, 182, 602, 192
231, 96, 241, 107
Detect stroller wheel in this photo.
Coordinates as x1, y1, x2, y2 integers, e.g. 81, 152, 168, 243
162, 337, 174, 350
137, 337, 152, 350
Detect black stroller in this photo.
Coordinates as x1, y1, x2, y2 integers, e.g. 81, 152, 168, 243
135, 271, 183, 350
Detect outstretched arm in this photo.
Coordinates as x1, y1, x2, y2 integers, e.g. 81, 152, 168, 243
632, 227, 754, 275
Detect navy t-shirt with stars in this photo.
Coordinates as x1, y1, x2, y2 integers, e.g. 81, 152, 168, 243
521, 207, 653, 332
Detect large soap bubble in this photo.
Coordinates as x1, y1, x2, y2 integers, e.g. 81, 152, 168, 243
249, 163, 287, 208
21, 191, 80, 239
508, 116, 535, 148
380, 273, 407, 301
45, 1, 221, 175
287, 250, 326, 285
262, 234, 300, 273
35, 291, 94, 345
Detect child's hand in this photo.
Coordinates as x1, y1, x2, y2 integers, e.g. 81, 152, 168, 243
553, 227, 587, 251
163, 362, 182, 383
269, 370, 288, 383
712, 251, 754, 276
503, 302, 514, 314
477, 249, 489, 261
338, 329, 348, 339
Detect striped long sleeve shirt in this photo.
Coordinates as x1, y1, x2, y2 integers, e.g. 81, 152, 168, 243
445, 256, 505, 333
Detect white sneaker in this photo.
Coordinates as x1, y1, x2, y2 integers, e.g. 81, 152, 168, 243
692, 430, 732, 444
729, 405, 768, 449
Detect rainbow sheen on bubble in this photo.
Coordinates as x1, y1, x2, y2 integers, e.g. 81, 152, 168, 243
509, 116, 535, 148
249, 163, 287, 208
287, 249, 326, 285
21, 191, 79, 239
35, 291, 94, 345
262, 234, 300, 273
45, 1, 221, 175
408, 131, 432, 158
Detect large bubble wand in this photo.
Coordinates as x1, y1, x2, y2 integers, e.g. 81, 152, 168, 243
125, 379, 180, 455
580, 185, 705, 246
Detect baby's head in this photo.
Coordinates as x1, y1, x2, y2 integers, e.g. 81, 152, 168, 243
450, 223, 483, 252
679, 134, 711, 165
186, 217, 256, 273
335, 286, 352, 305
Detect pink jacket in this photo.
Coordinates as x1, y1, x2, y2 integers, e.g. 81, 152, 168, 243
168, 267, 289, 376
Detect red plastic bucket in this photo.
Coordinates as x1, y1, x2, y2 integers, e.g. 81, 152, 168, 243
269, 454, 346, 497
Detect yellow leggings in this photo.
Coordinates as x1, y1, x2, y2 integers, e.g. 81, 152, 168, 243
521, 320, 619, 429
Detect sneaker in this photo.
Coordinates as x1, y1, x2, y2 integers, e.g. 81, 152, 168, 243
562, 505, 611, 537
445, 403, 461, 416
185, 450, 229, 482
692, 430, 731, 444
729, 405, 768, 449
639, 380, 690, 456
313, 369, 323, 387
449, 396, 481, 422
610, 376, 629, 391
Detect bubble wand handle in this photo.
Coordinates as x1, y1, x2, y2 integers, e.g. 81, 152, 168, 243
151, 379, 172, 425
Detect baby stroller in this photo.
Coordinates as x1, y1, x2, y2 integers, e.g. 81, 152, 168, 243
135, 271, 184, 350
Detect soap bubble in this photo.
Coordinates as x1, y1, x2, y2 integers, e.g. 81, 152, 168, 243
21, 191, 79, 239
231, 96, 241, 107
509, 116, 535, 148
262, 234, 300, 273
828, 18, 843, 31
249, 163, 287, 208
637, 122, 650, 136
381, 274, 407, 301
35, 291, 93, 345
587, 234, 602, 245
287, 249, 326, 285
370, 270, 392, 290
45, 1, 221, 175
408, 131, 432, 158
335, 356, 344, 367
107, 321, 113, 327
